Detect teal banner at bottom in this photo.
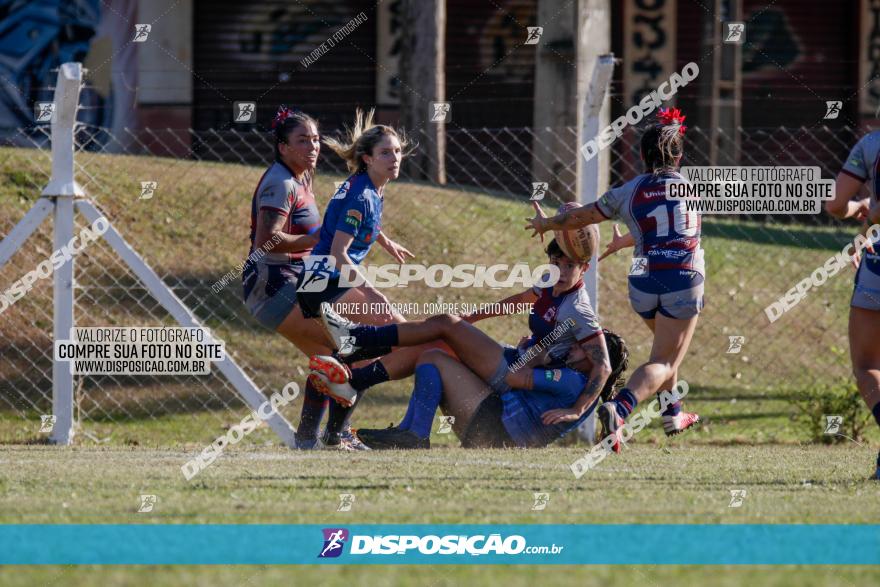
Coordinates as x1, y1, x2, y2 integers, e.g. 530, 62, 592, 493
1, 524, 878, 565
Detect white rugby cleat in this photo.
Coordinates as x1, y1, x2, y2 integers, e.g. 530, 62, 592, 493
319, 302, 360, 357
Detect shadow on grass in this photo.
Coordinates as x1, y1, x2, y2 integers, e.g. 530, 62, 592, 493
702, 220, 857, 252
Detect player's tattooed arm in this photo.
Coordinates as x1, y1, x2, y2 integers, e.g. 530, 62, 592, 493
255, 208, 318, 254
556, 203, 608, 230
526, 202, 607, 237
567, 336, 612, 412
538, 335, 612, 425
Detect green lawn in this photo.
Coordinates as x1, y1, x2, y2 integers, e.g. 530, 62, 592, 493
1, 146, 875, 446
0, 444, 878, 584
2, 565, 879, 587
2, 148, 880, 585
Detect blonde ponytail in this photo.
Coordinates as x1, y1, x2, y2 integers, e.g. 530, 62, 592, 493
324, 108, 413, 174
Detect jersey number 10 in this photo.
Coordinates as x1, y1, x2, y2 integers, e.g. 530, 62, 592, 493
647, 204, 698, 238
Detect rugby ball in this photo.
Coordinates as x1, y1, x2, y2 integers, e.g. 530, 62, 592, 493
553, 202, 600, 262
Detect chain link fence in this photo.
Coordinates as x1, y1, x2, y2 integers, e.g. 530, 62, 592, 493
0, 120, 866, 444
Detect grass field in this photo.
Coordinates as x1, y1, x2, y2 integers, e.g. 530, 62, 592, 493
1, 146, 875, 445
0, 444, 879, 584
2, 148, 879, 584
3, 564, 880, 587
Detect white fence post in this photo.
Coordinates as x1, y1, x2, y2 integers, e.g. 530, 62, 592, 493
42, 62, 84, 445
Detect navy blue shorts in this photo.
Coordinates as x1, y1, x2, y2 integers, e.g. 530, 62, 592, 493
628, 269, 705, 320
852, 255, 880, 311
296, 273, 351, 319
242, 260, 302, 330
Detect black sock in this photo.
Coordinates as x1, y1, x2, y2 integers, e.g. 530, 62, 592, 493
295, 378, 327, 440
350, 324, 399, 348
326, 401, 353, 438
341, 392, 364, 432
338, 346, 392, 364
349, 360, 390, 392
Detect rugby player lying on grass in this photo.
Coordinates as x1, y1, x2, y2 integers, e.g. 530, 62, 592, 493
309, 238, 629, 448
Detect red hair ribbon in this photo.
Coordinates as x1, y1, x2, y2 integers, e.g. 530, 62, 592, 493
271, 105, 295, 129
657, 107, 687, 135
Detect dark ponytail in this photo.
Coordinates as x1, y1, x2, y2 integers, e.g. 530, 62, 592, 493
640, 107, 686, 175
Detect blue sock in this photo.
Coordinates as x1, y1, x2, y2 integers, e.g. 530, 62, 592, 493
531, 368, 587, 395
399, 364, 443, 439
614, 388, 638, 418
662, 398, 682, 417
295, 378, 328, 440
350, 324, 399, 348
349, 360, 390, 391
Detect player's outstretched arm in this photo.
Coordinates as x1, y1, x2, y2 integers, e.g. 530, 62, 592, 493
377, 230, 414, 263
598, 224, 635, 262
525, 202, 607, 238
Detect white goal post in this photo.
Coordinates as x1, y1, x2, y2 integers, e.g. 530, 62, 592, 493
575, 53, 614, 444
578, 52, 615, 313
0, 62, 298, 448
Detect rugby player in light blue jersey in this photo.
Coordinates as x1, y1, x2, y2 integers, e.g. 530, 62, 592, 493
312, 239, 628, 450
